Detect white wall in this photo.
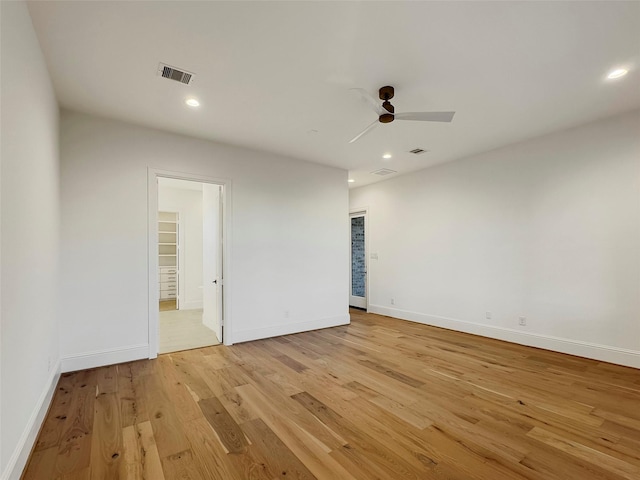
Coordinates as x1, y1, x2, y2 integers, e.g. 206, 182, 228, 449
350, 110, 640, 368
158, 184, 204, 310
0, 2, 61, 478
59, 111, 349, 370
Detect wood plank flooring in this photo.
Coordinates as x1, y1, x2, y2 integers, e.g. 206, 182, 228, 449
23, 309, 640, 479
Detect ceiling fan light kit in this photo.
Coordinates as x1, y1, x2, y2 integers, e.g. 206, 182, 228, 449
349, 86, 456, 143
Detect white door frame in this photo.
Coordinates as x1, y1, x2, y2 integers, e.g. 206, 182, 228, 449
349, 208, 369, 311
148, 168, 233, 358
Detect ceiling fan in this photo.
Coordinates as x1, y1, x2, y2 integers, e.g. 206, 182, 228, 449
349, 86, 455, 143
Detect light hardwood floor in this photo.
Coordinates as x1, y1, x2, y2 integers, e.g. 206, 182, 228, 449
159, 308, 220, 354
23, 309, 640, 479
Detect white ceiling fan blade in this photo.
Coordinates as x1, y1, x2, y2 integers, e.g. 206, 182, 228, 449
350, 88, 383, 116
349, 120, 379, 144
395, 111, 456, 122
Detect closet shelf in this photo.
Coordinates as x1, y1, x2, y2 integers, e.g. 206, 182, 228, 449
159, 211, 178, 299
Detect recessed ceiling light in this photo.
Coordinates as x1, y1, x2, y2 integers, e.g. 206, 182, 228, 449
185, 98, 200, 107
348, 179, 355, 183
382, 153, 392, 159
607, 68, 628, 80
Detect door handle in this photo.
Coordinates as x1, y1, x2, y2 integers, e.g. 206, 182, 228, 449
212, 279, 217, 284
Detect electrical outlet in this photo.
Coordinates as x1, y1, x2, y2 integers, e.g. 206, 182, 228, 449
519, 316, 527, 326
284, 310, 290, 318
47, 356, 51, 372
390, 298, 395, 305
485, 311, 492, 320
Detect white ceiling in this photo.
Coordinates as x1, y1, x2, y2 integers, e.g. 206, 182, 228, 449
27, 1, 640, 187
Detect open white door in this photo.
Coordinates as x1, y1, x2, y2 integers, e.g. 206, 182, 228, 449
350, 212, 367, 309
202, 184, 222, 341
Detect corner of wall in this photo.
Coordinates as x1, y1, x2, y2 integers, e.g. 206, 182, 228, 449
0, 360, 61, 480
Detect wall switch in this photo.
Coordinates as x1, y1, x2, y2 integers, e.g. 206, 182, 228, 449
284, 310, 290, 318
391, 298, 395, 305
370, 253, 378, 260
47, 356, 51, 372
485, 311, 492, 320
519, 316, 527, 326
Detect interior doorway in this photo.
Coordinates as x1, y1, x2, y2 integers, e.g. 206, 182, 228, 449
350, 211, 367, 309
149, 173, 226, 356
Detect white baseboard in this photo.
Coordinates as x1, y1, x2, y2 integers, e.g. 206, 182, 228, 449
1, 359, 61, 480
369, 305, 640, 369
61, 344, 149, 373
231, 314, 350, 344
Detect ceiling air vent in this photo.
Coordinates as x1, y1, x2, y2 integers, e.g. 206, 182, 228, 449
409, 148, 428, 155
157, 63, 195, 85
371, 168, 397, 176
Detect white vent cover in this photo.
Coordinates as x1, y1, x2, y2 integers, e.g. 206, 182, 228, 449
409, 148, 428, 155
157, 63, 195, 85
371, 168, 397, 176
